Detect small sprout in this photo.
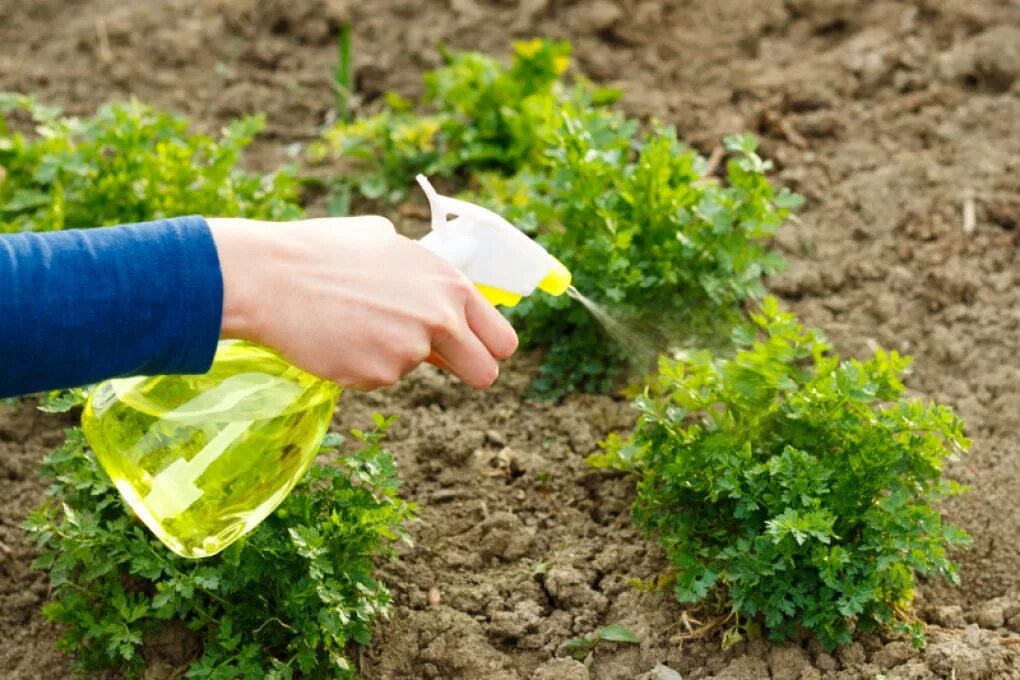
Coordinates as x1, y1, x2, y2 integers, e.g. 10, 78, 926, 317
598, 624, 640, 644
563, 624, 640, 661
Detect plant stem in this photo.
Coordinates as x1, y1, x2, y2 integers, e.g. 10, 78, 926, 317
334, 23, 353, 122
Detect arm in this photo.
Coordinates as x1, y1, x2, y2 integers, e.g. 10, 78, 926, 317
0, 216, 517, 399
0, 216, 222, 398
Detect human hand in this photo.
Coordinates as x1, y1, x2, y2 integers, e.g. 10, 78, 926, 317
207, 216, 518, 390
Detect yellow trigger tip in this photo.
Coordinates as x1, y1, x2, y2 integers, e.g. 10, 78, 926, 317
538, 258, 571, 296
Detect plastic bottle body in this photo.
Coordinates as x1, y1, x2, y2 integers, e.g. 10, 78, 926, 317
80, 177, 572, 559
82, 341, 340, 558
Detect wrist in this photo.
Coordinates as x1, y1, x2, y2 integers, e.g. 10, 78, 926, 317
207, 218, 272, 342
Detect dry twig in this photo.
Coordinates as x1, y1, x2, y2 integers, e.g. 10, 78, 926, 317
962, 189, 976, 235
95, 18, 113, 64
670, 611, 734, 643
702, 146, 725, 178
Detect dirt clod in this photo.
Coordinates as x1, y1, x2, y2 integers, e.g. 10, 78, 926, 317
475, 511, 537, 563
533, 657, 589, 680
870, 640, 916, 668
769, 645, 811, 680
928, 604, 967, 628
937, 26, 1020, 93
715, 654, 770, 680
923, 626, 1009, 680
974, 602, 1005, 630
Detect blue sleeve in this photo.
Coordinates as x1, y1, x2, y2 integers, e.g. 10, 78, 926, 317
0, 216, 223, 398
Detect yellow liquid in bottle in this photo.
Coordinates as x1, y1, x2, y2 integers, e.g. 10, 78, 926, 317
82, 341, 340, 559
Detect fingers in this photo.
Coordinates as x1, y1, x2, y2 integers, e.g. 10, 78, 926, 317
426, 350, 451, 372
425, 284, 518, 388
465, 288, 519, 360
431, 321, 500, 389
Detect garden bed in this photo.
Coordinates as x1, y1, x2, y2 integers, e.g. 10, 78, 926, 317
2, 1, 1019, 678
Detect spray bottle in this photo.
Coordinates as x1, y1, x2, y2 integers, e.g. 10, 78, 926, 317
82, 176, 571, 559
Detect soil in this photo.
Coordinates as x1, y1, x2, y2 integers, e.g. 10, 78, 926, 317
2, 0, 1020, 678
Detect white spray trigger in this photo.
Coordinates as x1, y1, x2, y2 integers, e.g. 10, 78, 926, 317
415, 175, 570, 306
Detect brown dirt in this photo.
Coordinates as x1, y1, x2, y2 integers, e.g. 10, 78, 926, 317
2, 0, 1020, 678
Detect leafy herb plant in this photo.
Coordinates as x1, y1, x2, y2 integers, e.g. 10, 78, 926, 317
24, 417, 414, 678
484, 130, 800, 398
309, 39, 617, 205
312, 40, 799, 397
0, 94, 302, 233
591, 298, 970, 649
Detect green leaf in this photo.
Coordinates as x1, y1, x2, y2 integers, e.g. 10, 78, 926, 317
774, 189, 805, 209
562, 637, 596, 660
599, 624, 640, 644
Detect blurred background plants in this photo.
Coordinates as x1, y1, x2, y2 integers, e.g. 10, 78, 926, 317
0, 94, 301, 233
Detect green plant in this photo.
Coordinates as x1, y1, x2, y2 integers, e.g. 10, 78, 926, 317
591, 298, 971, 649
563, 623, 640, 660
484, 130, 799, 398
333, 22, 354, 123
311, 41, 798, 397
24, 414, 414, 678
309, 39, 617, 205
0, 94, 302, 233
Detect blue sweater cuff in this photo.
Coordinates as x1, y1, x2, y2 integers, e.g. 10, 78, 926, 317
0, 216, 223, 397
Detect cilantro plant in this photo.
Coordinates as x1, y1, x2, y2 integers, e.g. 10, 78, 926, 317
591, 298, 971, 649
0, 93, 302, 233
309, 39, 618, 204
24, 418, 414, 678
483, 129, 799, 397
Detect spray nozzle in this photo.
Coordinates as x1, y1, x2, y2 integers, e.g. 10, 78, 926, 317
415, 175, 571, 307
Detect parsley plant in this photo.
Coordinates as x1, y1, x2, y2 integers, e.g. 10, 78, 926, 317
308, 39, 617, 204
312, 41, 799, 397
483, 129, 799, 397
24, 418, 414, 678
0, 94, 301, 232
591, 298, 971, 649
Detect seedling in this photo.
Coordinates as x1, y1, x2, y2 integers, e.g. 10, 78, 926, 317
563, 624, 640, 661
